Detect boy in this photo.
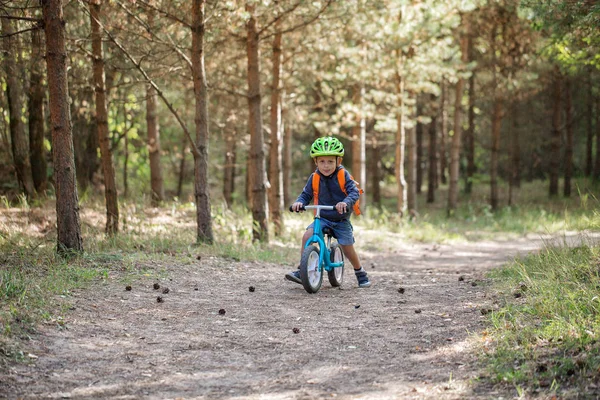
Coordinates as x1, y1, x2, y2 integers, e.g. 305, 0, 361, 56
286, 136, 371, 288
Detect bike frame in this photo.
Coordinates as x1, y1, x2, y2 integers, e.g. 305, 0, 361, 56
303, 205, 344, 273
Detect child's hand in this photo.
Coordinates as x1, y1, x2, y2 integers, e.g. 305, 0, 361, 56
291, 202, 304, 212
335, 202, 347, 214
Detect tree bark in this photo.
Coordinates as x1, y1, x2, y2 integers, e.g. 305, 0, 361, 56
42, 0, 83, 253
427, 94, 438, 204
369, 140, 381, 208
585, 68, 593, 177
268, 25, 283, 235
145, 1, 163, 205
512, 105, 521, 189
465, 70, 476, 194
394, 51, 407, 216
447, 22, 469, 214
351, 83, 366, 210
29, 28, 48, 194
406, 94, 417, 213
123, 132, 129, 198
508, 102, 520, 206
90, 0, 119, 235
147, 83, 164, 205
564, 78, 573, 197
72, 86, 98, 192
191, 0, 214, 243
223, 112, 237, 208
177, 136, 188, 199
2, 18, 36, 199
595, 96, 600, 181
439, 79, 448, 186
549, 67, 561, 196
490, 96, 503, 211
283, 106, 292, 206
246, 3, 269, 242
416, 99, 423, 194
0, 88, 9, 153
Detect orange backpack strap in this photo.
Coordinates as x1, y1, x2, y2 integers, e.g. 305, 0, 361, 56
311, 172, 319, 205
337, 169, 346, 194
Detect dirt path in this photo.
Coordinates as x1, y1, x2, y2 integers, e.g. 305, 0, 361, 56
2, 234, 564, 399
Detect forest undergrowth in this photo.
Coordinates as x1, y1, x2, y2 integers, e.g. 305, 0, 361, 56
1, 179, 600, 396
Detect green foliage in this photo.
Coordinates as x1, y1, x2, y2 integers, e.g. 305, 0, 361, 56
523, 0, 600, 69
483, 244, 600, 394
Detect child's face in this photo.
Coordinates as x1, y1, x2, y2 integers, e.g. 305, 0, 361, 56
315, 156, 338, 176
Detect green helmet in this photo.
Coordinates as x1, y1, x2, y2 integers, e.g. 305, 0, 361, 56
310, 136, 345, 158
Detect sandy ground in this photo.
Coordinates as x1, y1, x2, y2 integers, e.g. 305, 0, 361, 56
1, 231, 589, 400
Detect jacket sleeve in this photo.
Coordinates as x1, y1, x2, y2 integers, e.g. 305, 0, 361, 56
341, 170, 360, 208
295, 174, 314, 205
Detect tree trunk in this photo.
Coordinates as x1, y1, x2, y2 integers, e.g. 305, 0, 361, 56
191, 0, 214, 243
416, 99, 423, 194
549, 67, 561, 196
465, 70, 476, 194
42, 0, 83, 253
90, 0, 119, 235
177, 136, 188, 199
223, 112, 237, 208
490, 96, 503, 211
394, 51, 407, 216
283, 106, 292, 206
146, 8, 163, 206
351, 84, 366, 210
123, 133, 129, 198
564, 78, 573, 197
246, 157, 253, 206
439, 79, 448, 186
508, 103, 520, 206
147, 84, 164, 206
369, 140, 381, 208
586, 68, 593, 177
595, 96, 600, 182
407, 95, 417, 213
268, 26, 283, 235
427, 94, 438, 204
447, 25, 469, 214
246, 3, 269, 242
72, 86, 98, 191
29, 28, 48, 194
512, 104, 521, 189
2, 18, 36, 199
0, 88, 9, 153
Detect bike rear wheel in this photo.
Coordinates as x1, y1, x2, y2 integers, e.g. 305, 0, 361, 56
299, 245, 322, 293
327, 243, 344, 287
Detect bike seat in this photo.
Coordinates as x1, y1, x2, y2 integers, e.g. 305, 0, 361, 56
322, 227, 335, 237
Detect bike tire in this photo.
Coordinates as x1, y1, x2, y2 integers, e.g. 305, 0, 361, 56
299, 244, 322, 294
327, 243, 344, 287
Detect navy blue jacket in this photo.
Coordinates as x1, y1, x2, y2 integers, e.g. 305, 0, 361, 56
295, 166, 360, 222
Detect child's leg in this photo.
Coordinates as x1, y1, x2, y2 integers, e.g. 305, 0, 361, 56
340, 244, 362, 270
341, 243, 371, 287
301, 228, 313, 257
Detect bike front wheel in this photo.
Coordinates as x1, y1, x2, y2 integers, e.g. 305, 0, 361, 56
327, 243, 344, 287
299, 244, 323, 293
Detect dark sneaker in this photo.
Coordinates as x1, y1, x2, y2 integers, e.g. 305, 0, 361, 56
285, 269, 302, 284
355, 269, 371, 288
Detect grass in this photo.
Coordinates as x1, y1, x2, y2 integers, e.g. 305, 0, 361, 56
482, 242, 600, 396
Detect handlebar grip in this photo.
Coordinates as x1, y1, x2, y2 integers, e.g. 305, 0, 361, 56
289, 204, 306, 212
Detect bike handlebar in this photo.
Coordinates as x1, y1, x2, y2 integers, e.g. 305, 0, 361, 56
288, 205, 335, 212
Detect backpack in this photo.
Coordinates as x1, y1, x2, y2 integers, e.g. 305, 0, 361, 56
311, 168, 364, 216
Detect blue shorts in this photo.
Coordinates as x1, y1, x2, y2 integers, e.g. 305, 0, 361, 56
307, 218, 354, 246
